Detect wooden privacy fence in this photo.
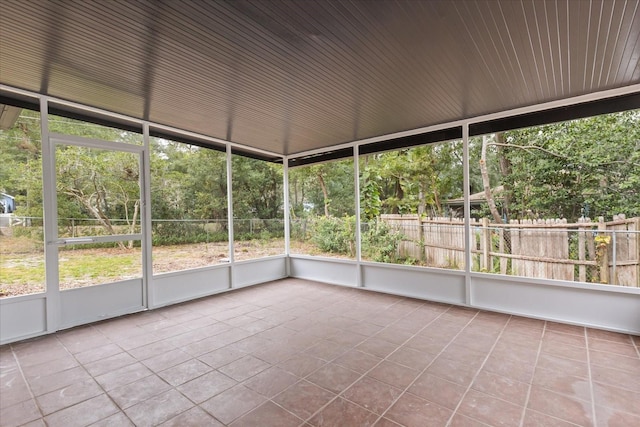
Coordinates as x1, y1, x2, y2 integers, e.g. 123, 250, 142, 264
380, 214, 640, 287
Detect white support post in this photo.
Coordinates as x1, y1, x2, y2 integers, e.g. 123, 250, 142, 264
283, 157, 291, 276
462, 124, 472, 305
226, 143, 235, 288
40, 97, 60, 333
354, 145, 362, 287
142, 122, 153, 308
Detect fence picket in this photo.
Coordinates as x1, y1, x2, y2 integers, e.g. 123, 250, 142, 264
380, 214, 639, 286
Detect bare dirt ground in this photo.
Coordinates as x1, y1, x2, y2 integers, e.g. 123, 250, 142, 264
152, 239, 287, 272
1, 225, 355, 298
0, 239, 293, 297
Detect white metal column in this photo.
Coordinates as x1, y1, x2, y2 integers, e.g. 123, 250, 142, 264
41, 97, 60, 333
462, 123, 472, 305
142, 122, 153, 308
226, 143, 235, 288
283, 157, 291, 276
354, 146, 362, 287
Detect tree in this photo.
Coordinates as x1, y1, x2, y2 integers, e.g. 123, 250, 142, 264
3, 107, 637, 245
232, 156, 283, 219
56, 146, 141, 248
480, 134, 506, 223
361, 141, 465, 217
360, 167, 382, 222
182, 147, 227, 220
0, 110, 43, 218
494, 110, 640, 221
289, 160, 355, 218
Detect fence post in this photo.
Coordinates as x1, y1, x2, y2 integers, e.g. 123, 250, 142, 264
596, 217, 610, 284
499, 227, 507, 274
418, 216, 425, 263
612, 223, 617, 286
578, 217, 586, 282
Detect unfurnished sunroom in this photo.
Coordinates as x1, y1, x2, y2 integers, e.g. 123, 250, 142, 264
0, 1, 639, 425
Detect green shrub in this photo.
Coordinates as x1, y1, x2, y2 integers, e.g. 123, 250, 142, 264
152, 221, 228, 245
290, 219, 309, 241
12, 226, 44, 241
362, 221, 404, 263
310, 216, 355, 255
309, 216, 404, 262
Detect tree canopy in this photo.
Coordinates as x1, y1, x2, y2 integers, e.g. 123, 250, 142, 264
1, 109, 638, 231
496, 110, 640, 221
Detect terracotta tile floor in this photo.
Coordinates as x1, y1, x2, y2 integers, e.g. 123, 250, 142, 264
1, 278, 639, 427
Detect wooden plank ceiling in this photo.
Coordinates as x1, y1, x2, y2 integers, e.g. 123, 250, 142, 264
1, 0, 639, 156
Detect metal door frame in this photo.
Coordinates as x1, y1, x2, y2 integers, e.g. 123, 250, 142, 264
45, 133, 149, 328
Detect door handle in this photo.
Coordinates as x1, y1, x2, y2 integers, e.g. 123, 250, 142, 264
53, 237, 96, 245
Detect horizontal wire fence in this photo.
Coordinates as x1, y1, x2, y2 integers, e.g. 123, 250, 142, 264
2, 217, 285, 244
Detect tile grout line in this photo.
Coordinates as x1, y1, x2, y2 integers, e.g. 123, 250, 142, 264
443, 314, 512, 427
585, 328, 598, 426
28, 288, 420, 425
148, 286, 319, 426
517, 320, 547, 427
295, 301, 454, 426
631, 334, 640, 359
68, 319, 239, 426
54, 326, 140, 426
371, 308, 483, 426
362, 305, 477, 425
12, 329, 121, 425
10, 281, 634, 427
206, 292, 431, 425
168, 288, 341, 425
295, 300, 434, 423
184, 289, 332, 426
7, 342, 45, 421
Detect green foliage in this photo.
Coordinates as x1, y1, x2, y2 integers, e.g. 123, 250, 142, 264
56, 145, 141, 225
232, 155, 283, 220
3, 108, 638, 259
0, 110, 43, 218
289, 160, 355, 218
310, 216, 355, 255
48, 115, 142, 144
360, 141, 464, 217
12, 226, 44, 242
360, 169, 382, 222
498, 110, 640, 221
307, 215, 404, 262
361, 221, 404, 263
151, 221, 227, 246
181, 147, 228, 220
234, 219, 285, 241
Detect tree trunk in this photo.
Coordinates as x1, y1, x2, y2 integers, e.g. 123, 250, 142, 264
65, 189, 125, 249
392, 178, 403, 214
495, 132, 512, 220
481, 135, 503, 223
127, 200, 139, 249
433, 187, 442, 217
317, 172, 330, 217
